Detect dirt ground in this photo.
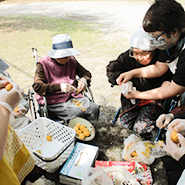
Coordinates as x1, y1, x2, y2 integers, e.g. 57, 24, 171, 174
0, 0, 184, 122
0, 1, 151, 117
0, 0, 184, 121
1, 1, 181, 184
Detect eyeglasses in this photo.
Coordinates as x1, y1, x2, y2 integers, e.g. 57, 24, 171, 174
129, 49, 152, 60
148, 31, 165, 41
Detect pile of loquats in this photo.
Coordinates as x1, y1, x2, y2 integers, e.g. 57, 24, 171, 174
73, 123, 90, 140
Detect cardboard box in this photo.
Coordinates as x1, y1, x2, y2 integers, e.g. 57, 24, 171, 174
60, 142, 99, 181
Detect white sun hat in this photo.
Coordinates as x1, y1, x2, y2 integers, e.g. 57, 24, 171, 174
48, 34, 80, 59
0, 59, 9, 73
130, 26, 156, 51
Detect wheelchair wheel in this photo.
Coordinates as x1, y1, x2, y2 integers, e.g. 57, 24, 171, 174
83, 85, 94, 102
39, 98, 48, 118
28, 89, 49, 121
28, 89, 38, 121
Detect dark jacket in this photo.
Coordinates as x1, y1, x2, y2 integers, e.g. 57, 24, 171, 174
106, 50, 173, 117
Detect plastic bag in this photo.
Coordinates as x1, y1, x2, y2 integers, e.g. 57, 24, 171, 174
134, 166, 153, 185
119, 81, 136, 95
70, 98, 90, 112
95, 160, 153, 185
122, 134, 166, 165
82, 166, 140, 185
104, 166, 140, 185
82, 167, 113, 185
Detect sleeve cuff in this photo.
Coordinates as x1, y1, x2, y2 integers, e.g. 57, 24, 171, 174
178, 154, 185, 169
0, 101, 13, 113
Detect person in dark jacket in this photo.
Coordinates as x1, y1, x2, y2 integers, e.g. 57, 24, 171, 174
106, 26, 173, 137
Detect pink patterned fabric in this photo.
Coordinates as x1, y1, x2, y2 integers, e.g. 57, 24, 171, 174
37, 56, 83, 105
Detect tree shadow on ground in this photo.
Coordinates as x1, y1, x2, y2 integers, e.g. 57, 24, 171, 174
98, 105, 117, 124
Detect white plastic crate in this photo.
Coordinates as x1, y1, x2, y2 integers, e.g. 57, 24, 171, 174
18, 117, 75, 173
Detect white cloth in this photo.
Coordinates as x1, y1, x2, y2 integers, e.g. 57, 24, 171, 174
166, 44, 185, 74
119, 81, 136, 95
0, 101, 15, 123
177, 169, 185, 185
119, 81, 136, 104
166, 57, 178, 74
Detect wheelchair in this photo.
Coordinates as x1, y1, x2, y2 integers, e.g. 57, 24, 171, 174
29, 48, 96, 123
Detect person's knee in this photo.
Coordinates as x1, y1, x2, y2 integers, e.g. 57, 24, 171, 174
133, 122, 151, 134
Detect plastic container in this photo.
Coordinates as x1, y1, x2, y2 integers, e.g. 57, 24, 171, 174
17, 117, 75, 173
82, 166, 140, 185
104, 166, 140, 185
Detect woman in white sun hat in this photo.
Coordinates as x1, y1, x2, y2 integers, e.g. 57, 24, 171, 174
106, 26, 173, 139
33, 34, 99, 122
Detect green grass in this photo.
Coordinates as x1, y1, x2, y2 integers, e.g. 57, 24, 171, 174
0, 15, 128, 109
0, 15, 98, 79
0, 16, 97, 32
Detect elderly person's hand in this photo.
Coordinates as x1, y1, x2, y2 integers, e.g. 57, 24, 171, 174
167, 119, 185, 136
156, 113, 174, 129
60, 83, 77, 93
0, 76, 22, 112
77, 77, 87, 93
116, 71, 134, 86
161, 130, 185, 161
